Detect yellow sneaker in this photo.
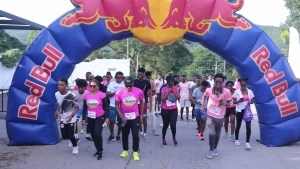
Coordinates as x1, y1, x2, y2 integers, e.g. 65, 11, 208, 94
80, 129, 84, 134
132, 152, 139, 161
120, 150, 129, 158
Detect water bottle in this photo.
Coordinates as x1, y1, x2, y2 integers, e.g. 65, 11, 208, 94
121, 118, 128, 127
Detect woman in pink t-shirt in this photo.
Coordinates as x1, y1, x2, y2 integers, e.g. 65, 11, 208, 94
201, 73, 232, 159
161, 76, 180, 146
82, 79, 109, 160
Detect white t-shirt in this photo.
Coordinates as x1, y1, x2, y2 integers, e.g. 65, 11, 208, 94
72, 90, 88, 109
55, 91, 78, 124
155, 79, 163, 93
107, 81, 124, 107
207, 80, 214, 87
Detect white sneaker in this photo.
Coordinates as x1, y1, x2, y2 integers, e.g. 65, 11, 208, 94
72, 146, 79, 155
246, 143, 251, 149
192, 118, 196, 122
68, 140, 72, 148
235, 140, 240, 146
159, 123, 163, 127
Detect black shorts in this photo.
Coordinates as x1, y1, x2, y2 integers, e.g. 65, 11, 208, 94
191, 103, 195, 108
225, 107, 236, 117
60, 122, 75, 140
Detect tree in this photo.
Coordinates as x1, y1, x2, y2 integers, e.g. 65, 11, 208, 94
1, 49, 23, 68
26, 30, 40, 46
0, 30, 26, 54
280, 0, 300, 55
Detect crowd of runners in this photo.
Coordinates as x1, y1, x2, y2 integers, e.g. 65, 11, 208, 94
54, 68, 255, 160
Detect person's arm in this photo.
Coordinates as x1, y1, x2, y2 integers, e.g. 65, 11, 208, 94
106, 91, 115, 98
67, 106, 79, 122
173, 87, 180, 100
139, 98, 144, 122
201, 95, 207, 113
82, 100, 87, 121
158, 85, 164, 105
191, 96, 198, 104
54, 104, 60, 118
102, 97, 110, 124
148, 88, 152, 110
161, 88, 169, 102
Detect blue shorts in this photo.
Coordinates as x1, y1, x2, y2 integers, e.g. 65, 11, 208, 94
194, 109, 207, 120
76, 109, 88, 122
109, 106, 121, 123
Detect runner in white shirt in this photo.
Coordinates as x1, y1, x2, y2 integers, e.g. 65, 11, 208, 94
207, 73, 215, 87
155, 74, 164, 115
179, 75, 191, 121
54, 78, 79, 155
106, 72, 125, 143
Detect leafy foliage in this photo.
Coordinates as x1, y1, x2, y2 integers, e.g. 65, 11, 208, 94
1, 49, 23, 68
4, 30, 30, 44
26, 30, 40, 46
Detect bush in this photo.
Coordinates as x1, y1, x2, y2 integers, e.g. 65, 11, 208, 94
1, 49, 23, 68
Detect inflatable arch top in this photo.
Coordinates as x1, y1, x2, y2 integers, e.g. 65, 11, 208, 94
6, 0, 300, 146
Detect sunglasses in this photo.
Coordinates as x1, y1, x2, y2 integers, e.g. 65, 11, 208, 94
90, 85, 97, 88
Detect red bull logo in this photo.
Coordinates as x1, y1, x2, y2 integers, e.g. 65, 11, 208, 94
60, 0, 251, 45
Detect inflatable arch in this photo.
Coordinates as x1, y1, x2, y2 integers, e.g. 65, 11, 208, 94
6, 0, 300, 147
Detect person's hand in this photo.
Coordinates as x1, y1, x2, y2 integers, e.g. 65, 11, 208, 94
168, 87, 173, 92
198, 102, 202, 105
219, 100, 224, 106
54, 112, 58, 118
105, 118, 110, 125
158, 104, 161, 109
66, 115, 72, 122
238, 98, 244, 103
200, 107, 204, 113
121, 117, 127, 124
81, 120, 86, 126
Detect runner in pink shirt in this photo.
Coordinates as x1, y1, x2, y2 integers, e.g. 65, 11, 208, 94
161, 76, 180, 146
201, 73, 232, 159
81, 79, 109, 160
179, 75, 191, 121
115, 76, 144, 161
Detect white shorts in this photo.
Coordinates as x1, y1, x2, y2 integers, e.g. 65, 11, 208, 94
180, 100, 191, 108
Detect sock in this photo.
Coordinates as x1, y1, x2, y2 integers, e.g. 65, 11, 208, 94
86, 133, 91, 137
74, 133, 79, 138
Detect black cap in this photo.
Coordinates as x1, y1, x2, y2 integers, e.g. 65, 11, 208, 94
124, 76, 134, 86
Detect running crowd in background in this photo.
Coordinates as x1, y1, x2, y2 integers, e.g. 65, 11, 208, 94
54, 69, 255, 160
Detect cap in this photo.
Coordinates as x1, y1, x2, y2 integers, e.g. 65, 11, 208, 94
124, 76, 134, 86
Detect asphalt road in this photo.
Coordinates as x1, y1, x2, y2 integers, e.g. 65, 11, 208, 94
1, 109, 300, 169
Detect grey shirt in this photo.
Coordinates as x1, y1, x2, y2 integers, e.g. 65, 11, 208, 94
192, 88, 208, 109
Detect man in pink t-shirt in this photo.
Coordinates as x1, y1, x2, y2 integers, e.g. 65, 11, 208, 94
201, 73, 232, 159
115, 76, 144, 161
179, 75, 191, 121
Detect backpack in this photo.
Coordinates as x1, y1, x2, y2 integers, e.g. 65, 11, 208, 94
243, 104, 253, 122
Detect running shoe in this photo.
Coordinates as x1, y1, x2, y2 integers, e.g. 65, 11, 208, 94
144, 134, 150, 143
132, 152, 140, 161
199, 135, 205, 140
159, 123, 163, 127
180, 117, 184, 121
161, 139, 167, 145
172, 138, 178, 147
223, 133, 229, 139
120, 150, 129, 158
213, 149, 218, 156
116, 136, 122, 143
207, 150, 214, 159
97, 151, 103, 160
80, 129, 84, 134
229, 135, 235, 142
68, 140, 72, 148
151, 130, 159, 136
192, 118, 196, 122
186, 118, 189, 122
85, 136, 93, 141
235, 140, 240, 146
246, 143, 252, 149
94, 152, 100, 157
107, 135, 115, 144
196, 132, 201, 136
72, 146, 79, 155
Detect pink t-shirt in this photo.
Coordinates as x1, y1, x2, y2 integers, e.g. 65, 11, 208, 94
179, 82, 191, 100
161, 86, 179, 110
84, 91, 106, 118
115, 87, 144, 119
204, 87, 232, 119
73, 85, 78, 91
